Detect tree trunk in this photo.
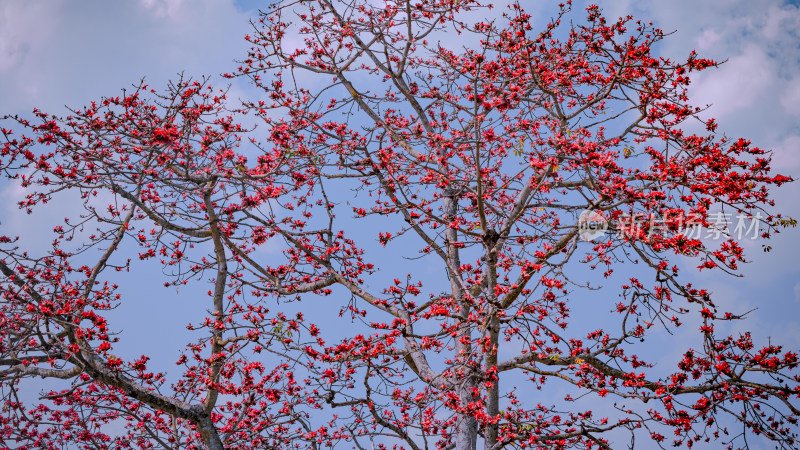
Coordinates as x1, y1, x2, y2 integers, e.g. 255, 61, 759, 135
196, 415, 226, 450
443, 190, 479, 450
484, 315, 500, 450
455, 402, 478, 450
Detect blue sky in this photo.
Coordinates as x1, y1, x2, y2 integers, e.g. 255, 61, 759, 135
1, 0, 799, 446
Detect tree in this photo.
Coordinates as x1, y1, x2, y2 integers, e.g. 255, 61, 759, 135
1, 0, 798, 448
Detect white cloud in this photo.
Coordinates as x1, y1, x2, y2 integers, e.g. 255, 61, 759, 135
780, 78, 800, 116
0, 1, 59, 84
772, 135, 800, 173
688, 44, 773, 119
0, 0, 253, 115
762, 4, 800, 41
695, 28, 722, 51
138, 0, 185, 20
594, 0, 637, 21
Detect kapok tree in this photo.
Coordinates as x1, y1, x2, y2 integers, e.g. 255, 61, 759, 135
1, 1, 798, 449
